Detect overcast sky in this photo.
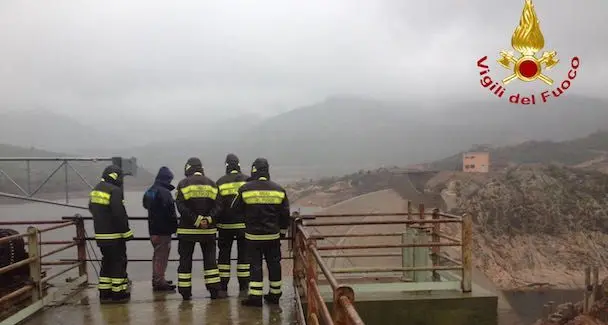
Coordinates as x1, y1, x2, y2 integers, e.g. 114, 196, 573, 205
0, 0, 605, 124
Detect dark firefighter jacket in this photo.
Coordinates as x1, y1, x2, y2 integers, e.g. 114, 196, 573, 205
175, 171, 219, 240
230, 175, 290, 241
89, 165, 133, 245
215, 170, 249, 230
143, 166, 178, 236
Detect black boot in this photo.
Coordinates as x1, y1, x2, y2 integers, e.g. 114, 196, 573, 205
210, 289, 228, 299
179, 288, 192, 301
99, 290, 113, 304
264, 293, 281, 305
241, 295, 263, 307
112, 291, 131, 304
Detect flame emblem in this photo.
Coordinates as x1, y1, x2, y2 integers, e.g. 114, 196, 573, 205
497, 0, 559, 85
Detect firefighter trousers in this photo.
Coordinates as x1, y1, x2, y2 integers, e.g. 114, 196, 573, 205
248, 239, 282, 300
97, 241, 129, 299
177, 237, 221, 296
217, 229, 249, 290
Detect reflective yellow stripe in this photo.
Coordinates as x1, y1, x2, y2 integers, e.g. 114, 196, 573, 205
178, 281, 191, 287
270, 281, 282, 287
249, 289, 263, 296
90, 190, 110, 205
217, 223, 245, 229
219, 182, 246, 196
204, 269, 219, 276
237, 271, 250, 277
237, 264, 250, 270
242, 190, 285, 204
176, 228, 217, 235
269, 288, 282, 294
98, 283, 112, 289
122, 230, 133, 238
112, 284, 128, 292
245, 233, 280, 241
99, 277, 111, 283
218, 264, 231, 270
205, 277, 220, 284
249, 281, 263, 287
220, 272, 231, 277
178, 273, 192, 279
95, 233, 122, 240
181, 184, 218, 200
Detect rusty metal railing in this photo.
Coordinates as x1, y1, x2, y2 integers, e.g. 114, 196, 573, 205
295, 202, 473, 293
0, 219, 88, 321
292, 217, 364, 325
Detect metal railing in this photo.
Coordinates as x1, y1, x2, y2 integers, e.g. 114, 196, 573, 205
292, 218, 364, 325
295, 202, 473, 293
0, 219, 88, 322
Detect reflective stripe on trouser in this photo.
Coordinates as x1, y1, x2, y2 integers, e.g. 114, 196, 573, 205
98, 242, 128, 296
177, 238, 221, 293
218, 264, 231, 279
269, 280, 282, 294
248, 239, 282, 298
178, 273, 192, 288
98, 276, 112, 290
217, 229, 249, 289
249, 281, 263, 296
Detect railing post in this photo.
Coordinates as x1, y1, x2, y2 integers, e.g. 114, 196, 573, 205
407, 200, 412, 220
75, 214, 88, 281
461, 213, 472, 292
306, 238, 318, 321
431, 208, 440, 281
584, 266, 591, 313
333, 286, 355, 325
27, 226, 42, 302
418, 203, 425, 227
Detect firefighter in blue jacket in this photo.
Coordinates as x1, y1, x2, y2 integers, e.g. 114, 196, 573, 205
229, 158, 290, 307
175, 157, 226, 300
89, 165, 133, 303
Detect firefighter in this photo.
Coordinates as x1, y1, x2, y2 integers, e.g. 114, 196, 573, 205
230, 158, 290, 307
175, 157, 226, 300
89, 165, 133, 304
215, 153, 250, 295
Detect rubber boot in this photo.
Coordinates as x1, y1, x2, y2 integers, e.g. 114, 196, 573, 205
179, 287, 192, 301
264, 293, 281, 305
112, 291, 131, 304
241, 295, 263, 307
99, 290, 113, 304
210, 288, 228, 299
238, 280, 249, 297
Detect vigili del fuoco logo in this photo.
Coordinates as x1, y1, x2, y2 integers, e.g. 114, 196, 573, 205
476, 0, 580, 105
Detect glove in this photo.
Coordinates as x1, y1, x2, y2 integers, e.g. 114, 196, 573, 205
280, 229, 288, 239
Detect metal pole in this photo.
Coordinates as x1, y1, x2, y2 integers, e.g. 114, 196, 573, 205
27, 226, 42, 302
431, 208, 440, 281
65, 160, 69, 203
75, 216, 88, 281
26, 160, 31, 194
461, 213, 473, 292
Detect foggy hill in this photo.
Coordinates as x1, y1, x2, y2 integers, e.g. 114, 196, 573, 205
0, 109, 126, 153
124, 95, 608, 181
0, 143, 154, 196
429, 130, 608, 171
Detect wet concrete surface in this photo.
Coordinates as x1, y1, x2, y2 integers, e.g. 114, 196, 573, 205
24, 279, 298, 325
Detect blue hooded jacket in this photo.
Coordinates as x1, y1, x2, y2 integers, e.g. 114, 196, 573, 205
142, 166, 178, 235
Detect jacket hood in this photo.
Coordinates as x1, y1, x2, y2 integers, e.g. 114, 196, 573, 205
225, 153, 241, 174
101, 165, 123, 187
250, 157, 270, 180
155, 166, 175, 190
184, 157, 204, 177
